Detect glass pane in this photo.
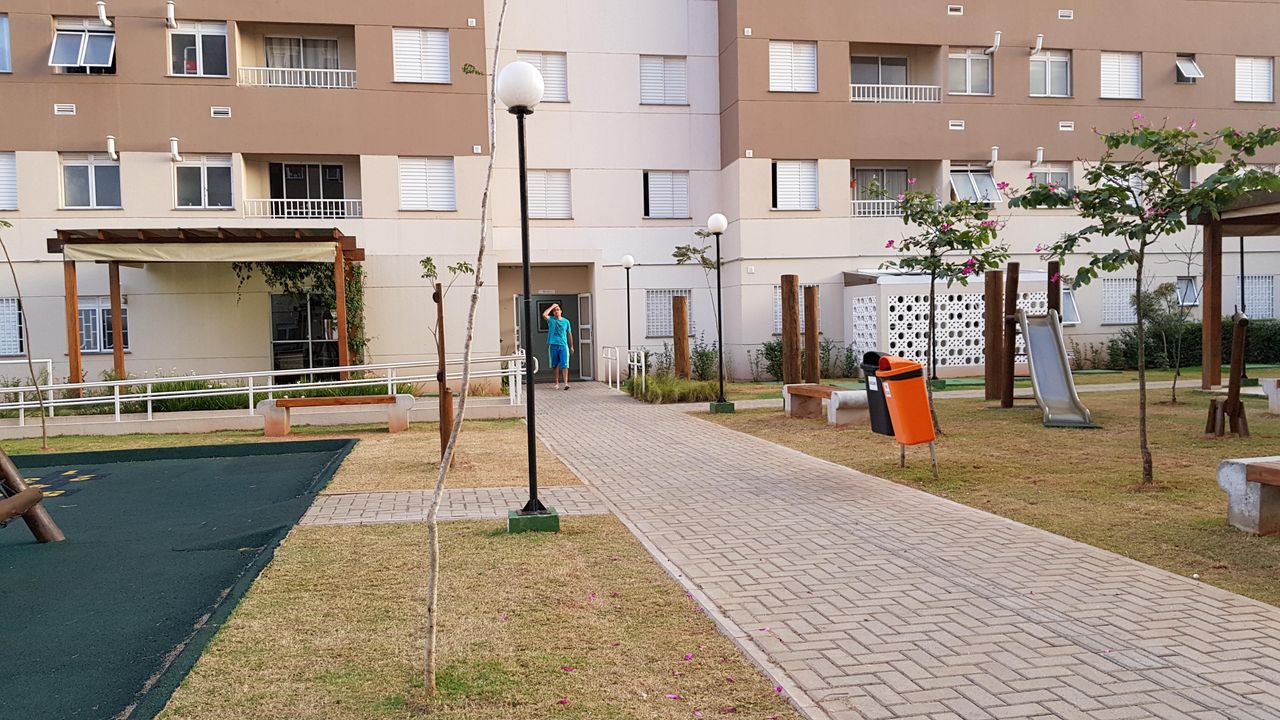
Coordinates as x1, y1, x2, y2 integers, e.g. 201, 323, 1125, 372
311, 341, 340, 370
1030, 60, 1047, 94
79, 308, 98, 352
0, 15, 12, 72
270, 295, 308, 341
175, 166, 203, 206
201, 33, 228, 75
63, 165, 91, 207
881, 57, 907, 85
947, 57, 967, 92
264, 37, 301, 69
302, 38, 339, 69
310, 300, 338, 341
171, 33, 197, 74
101, 307, 128, 350
206, 166, 232, 207
51, 32, 84, 66
970, 57, 991, 94
1050, 60, 1069, 95
882, 170, 909, 197
321, 165, 344, 200
283, 164, 309, 199
973, 172, 1000, 201
272, 342, 308, 372
94, 164, 121, 207
850, 57, 879, 85
82, 33, 115, 66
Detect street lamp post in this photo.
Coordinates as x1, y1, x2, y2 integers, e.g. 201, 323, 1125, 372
497, 61, 556, 531
621, 254, 635, 375
706, 213, 734, 414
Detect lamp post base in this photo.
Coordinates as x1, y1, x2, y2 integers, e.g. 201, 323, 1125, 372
708, 401, 736, 414
507, 508, 560, 534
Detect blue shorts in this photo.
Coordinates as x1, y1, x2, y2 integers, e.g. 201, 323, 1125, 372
549, 344, 569, 369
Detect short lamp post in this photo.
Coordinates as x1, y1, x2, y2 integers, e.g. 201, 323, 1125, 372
621, 254, 635, 376
497, 60, 558, 533
707, 213, 734, 414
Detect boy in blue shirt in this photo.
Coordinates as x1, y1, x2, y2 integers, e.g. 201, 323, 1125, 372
542, 303, 574, 389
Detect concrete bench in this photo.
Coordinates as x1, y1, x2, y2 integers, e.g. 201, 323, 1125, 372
1217, 456, 1280, 536
256, 394, 415, 437
1261, 378, 1279, 415
782, 384, 869, 426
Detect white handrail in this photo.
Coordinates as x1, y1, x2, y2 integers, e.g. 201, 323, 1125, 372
626, 349, 647, 395
238, 66, 357, 89
603, 347, 619, 390
849, 83, 942, 103
244, 198, 363, 219
850, 199, 906, 217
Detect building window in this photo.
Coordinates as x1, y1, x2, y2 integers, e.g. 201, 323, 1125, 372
527, 170, 572, 219
0, 152, 15, 210
769, 41, 818, 92
1030, 50, 1071, 97
517, 51, 568, 102
1176, 276, 1200, 306
852, 168, 908, 216
851, 56, 907, 85
49, 17, 116, 74
643, 171, 690, 219
1100, 51, 1142, 99
265, 36, 339, 71
78, 296, 128, 353
398, 157, 457, 211
1176, 164, 1195, 189
175, 154, 232, 209
0, 298, 23, 356
1175, 54, 1203, 84
773, 284, 818, 334
1238, 275, 1276, 319
772, 160, 819, 211
271, 294, 338, 375
646, 289, 693, 337
1102, 277, 1138, 325
948, 49, 991, 95
949, 168, 1002, 204
0, 14, 11, 73
392, 27, 450, 83
1060, 287, 1081, 325
169, 21, 227, 76
1031, 164, 1072, 189
1235, 57, 1274, 103
640, 55, 688, 104
61, 153, 120, 209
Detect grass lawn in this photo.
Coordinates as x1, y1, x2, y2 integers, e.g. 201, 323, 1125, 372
158, 517, 801, 720
708, 389, 1280, 607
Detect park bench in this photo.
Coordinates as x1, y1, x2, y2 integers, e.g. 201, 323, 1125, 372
1217, 456, 1280, 535
1261, 378, 1279, 415
256, 394, 415, 437
782, 384, 869, 426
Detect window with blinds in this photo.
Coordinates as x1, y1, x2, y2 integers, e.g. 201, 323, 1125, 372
773, 284, 818, 334
646, 289, 694, 337
769, 41, 817, 92
772, 160, 818, 210
1235, 57, 1274, 102
392, 28, 450, 83
0, 152, 15, 210
399, 157, 457, 211
527, 170, 572, 219
0, 298, 22, 356
1100, 51, 1142, 99
643, 171, 690, 219
639, 55, 688, 104
1102, 277, 1138, 324
517, 51, 568, 102
1237, 275, 1276, 319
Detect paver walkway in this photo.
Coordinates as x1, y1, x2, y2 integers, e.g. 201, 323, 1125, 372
537, 383, 1280, 720
300, 486, 608, 526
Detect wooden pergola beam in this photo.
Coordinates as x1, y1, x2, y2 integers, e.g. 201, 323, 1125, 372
109, 261, 125, 379
1202, 223, 1223, 389
334, 243, 350, 379
63, 260, 81, 388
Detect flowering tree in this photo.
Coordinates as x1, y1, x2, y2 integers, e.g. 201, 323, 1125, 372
1008, 117, 1280, 486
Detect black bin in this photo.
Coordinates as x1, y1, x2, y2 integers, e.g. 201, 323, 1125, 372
862, 351, 895, 437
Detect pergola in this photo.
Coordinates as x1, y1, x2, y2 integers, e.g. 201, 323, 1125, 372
48, 227, 365, 384
1191, 191, 1280, 389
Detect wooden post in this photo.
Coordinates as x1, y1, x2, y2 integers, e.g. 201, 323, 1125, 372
440, 387, 454, 462
673, 295, 690, 379
1001, 262, 1020, 409
983, 270, 1003, 401
1225, 314, 1249, 436
803, 285, 820, 383
1047, 260, 1062, 319
108, 261, 125, 379
433, 282, 450, 460
0, 449, 64, 543
781, 274, 801, 385
333, 245, 350, 380
63, 260, 82, 390
1202, 224, 1223, 389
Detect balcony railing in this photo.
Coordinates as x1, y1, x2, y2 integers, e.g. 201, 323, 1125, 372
849, 83, 941, 103
238, 67, 357, 89
851, 199, 905, 217
245, 198, 363, 219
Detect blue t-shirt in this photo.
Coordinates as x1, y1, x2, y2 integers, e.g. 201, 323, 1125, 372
547, 316, 572, 347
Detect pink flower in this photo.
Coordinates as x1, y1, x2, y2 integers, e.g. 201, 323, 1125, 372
684, 652, 694, 661
610, 591, 620, 598
980, 219, 997, 228
896, 193, 906, 202
561, 666, 576, 673
665, 693, 683, 700
672, 671, 685, 677
996, 181, 1010, 191
775, 685, 785, 694
1027, 172, 1035, 181
725, 677, 735, 683
499, 613, 509, 621
1133, 111, 1144, 121
940, 223, 953, 232
907, 177, 918, 186
885, 239, 895, 249
557, 698, 570, 705
1190, 119, 1198, 129
1051, 272, 1061, 283
694, 712, 705, 719
610, 642, 621, 647
1034, 244, 1044, 253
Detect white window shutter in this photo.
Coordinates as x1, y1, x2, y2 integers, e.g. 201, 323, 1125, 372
664, 57, 688, 103
394, 28, 449, 83
399, 157, 429, 209
799, 161, 818, 208
776, 160, 818, 210
545, 170, 571, 218
640, 56, 665, 103
423, 29, 450, 83
400, 157, 456, 210
526, 170, 547, 218
519, 51, 568, 102
671, 171, 689, 218
647, 172, 674, 218
769, 42, 794, 91
1100, 52, 1141, 98
0, 153, 15, 210
0, 298, 20, 355
770, 41, 817, 92
1236, 57, 1274, 102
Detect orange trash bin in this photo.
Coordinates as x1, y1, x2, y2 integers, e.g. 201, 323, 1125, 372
877, 356, 937, 446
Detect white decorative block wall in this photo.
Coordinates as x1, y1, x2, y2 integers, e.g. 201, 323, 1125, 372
881, 289, 1048, 367
850, 295, 879, 359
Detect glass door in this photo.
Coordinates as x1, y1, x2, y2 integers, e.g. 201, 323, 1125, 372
577, 293, 593, 380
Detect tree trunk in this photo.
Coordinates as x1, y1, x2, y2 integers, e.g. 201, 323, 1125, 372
425, 0, 509, 694
926, 267, 942, 435
1134, 255, 1154, 486
1170, 328, 1182, 404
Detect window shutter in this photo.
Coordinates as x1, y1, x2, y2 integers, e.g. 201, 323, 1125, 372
518, 51, 568, 102
1100, 52, 1141, 98
526, 170, 546, 218
393, 28, 449, 83
0, 298, 20, 355
645, 171, 688, 218
774, 161, 818, 210
0, 152, 15, 210
400, 157, 456, 211
399, 157, 429, 209
640, 56, 666, 103
664, 57, 688, 103
528, 170, 571, 219
769, 42, 794, 91
770, 41, 817, 92
1236, 57, 1274, 102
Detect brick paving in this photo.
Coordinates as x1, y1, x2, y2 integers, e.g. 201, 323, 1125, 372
300, 485, 608, 526
537, 383, 1280, 720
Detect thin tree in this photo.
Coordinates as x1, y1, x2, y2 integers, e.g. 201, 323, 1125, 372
422, 0, 509, 695
1010, 118, 1280, 486
1160, 229, 1201, 404
0, 221, 49, 449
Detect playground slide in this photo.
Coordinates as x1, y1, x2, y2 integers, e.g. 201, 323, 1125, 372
1017, 309, 1098, 428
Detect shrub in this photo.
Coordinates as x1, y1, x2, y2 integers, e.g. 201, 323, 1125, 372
1102, 318, 1280, 369
760, 338, 784, 380
690, 333, 719, 381
624, 374, 719, 404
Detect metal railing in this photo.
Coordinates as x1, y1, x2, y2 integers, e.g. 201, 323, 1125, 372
0, 354, 529, 426
603, 347, 624, 391
244, 198, 363, 219
850, 199, 906, 217
0, 358, 55, 417
238, 66, 357, 89
627, 349, 647, 395
849, 83, 941, 103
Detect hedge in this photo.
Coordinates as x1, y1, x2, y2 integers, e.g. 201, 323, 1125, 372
1104, 319, 1280, 370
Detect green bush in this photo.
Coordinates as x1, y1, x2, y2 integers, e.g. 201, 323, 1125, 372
756, 338, 862, 380
690, 333, 719, 381
1103, 318, 1280, 370
624, 374, 719, 404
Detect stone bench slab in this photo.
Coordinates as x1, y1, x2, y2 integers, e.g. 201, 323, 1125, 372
1218, 455, 1280, 535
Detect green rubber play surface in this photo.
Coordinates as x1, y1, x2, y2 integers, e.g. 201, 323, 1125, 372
0, 439, 354, 720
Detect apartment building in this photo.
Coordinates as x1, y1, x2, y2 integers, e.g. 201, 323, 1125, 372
1, 0, 1279, 386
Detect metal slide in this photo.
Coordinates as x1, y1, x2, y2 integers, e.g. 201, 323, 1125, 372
1017, 309, 1098, 428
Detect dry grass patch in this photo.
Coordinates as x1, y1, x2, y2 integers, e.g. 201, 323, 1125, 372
708, 390, 1280, 607
160, 517, 802, 720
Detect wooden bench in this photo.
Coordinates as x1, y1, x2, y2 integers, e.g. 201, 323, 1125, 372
782, 384, 869, 426
1261, 378, 1280, 415
1217, 457, 1280, 535
256, 394, 415, 437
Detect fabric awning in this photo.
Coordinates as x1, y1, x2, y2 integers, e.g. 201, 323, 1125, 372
62, 241, 338, 263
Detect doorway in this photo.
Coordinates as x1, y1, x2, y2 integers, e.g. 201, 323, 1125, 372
515, 293, 593, 382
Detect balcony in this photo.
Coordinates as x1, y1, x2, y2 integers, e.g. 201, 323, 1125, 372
235, 22, 357, 90
244, 198, 363, 219
238, 66, 357, 89
850, 199, 905, 217
849, 84, 941, 103
242, 156, 362, 220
